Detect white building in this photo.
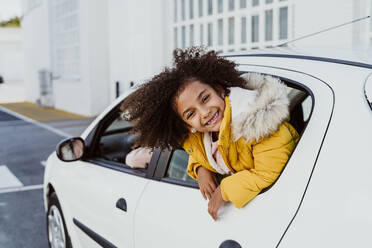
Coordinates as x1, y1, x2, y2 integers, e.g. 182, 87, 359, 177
0, 27, 25, 83
21, 0, 372, 116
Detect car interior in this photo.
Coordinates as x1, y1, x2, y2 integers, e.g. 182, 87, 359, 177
93, 76, 313, 185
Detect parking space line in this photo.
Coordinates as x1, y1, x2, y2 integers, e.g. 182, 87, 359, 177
0, 184, 43, 194
0, 165, 23, 189
0, 105, 70, 138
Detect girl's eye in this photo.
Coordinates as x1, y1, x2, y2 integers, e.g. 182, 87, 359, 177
202, 95, 210, 103
187, 111, 194, 119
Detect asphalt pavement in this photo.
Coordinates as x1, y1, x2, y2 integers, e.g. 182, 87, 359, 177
0, 104, 95, 248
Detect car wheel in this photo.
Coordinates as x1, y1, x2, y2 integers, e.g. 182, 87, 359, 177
47, 192, 72, 248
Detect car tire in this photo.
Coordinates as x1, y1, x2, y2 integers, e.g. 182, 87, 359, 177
47, 192, 73, 248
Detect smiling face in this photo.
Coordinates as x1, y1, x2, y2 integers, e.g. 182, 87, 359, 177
175, 80, 225, 133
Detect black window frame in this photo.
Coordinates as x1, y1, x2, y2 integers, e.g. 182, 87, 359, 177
82, 103, 160, 179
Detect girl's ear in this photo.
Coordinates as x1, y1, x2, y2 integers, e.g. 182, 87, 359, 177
186, 124, 197, 133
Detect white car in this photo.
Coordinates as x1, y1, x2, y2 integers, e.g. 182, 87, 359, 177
44, 47, 372, 248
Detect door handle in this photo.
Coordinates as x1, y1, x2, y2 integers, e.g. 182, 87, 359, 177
116, 198, 127, 212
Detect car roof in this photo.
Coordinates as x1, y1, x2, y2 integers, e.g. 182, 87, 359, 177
222, 46, 372, 69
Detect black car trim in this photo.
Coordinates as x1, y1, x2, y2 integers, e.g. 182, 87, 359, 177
87, 158, 148, 178
225, 53, 372, 69
73, 218, 117, 248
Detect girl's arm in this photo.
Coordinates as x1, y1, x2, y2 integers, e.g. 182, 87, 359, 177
187, 156, 218, 200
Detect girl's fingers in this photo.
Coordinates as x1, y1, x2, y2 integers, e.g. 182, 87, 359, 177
199, 185, 207, 200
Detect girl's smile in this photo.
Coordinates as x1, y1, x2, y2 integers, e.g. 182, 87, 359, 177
175, 80, 225, 133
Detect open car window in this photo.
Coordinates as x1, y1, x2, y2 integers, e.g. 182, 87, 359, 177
160, 76, 313, 188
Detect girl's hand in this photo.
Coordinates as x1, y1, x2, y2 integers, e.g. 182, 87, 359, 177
196, 166, 218, 200
208, 186, 226, 221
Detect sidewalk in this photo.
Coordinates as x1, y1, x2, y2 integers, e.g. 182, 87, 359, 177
0, 102, 96, 137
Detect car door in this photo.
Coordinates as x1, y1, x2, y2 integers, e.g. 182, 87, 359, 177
53, 109, 159, 248
133, 66, 334, 248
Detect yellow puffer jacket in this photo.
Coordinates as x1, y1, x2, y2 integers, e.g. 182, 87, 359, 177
183, 73, 300, 209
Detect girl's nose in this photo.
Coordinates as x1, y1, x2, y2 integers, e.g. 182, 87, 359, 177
200, 106, 211, 118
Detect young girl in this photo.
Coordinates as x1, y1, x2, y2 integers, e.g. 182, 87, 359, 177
121, 47, 299, 220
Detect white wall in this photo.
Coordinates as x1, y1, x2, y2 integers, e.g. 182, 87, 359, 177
291, 0, 362, 48
21, 2, 50, 102
0, 28, 25, 83
107, 0, 172, 101
53, 0, 110, 116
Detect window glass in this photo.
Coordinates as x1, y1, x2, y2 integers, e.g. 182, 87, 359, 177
208, 22, 213, 46
97, 116, 135, 164
174, 0, 178, 22
252, 0, 259, 6
182, 25, 186, 48
279, 6, 288, 39
190, 24, 195, 46
301, 96, 312, 122
218, 0, 223, 13
174, 27, 178, 48
181, 0, 186, 20
241, 16, 247, 44
228, 0, 235, 11
251, 15, 259, 42
51, 0, 80, 79
265, 0, 273, 3
240, 0, 246, 8
200, 24, 204, 45
198, 0, 203, 17
228, 17, 235, 45
265, 9, 273, 41
166, 150, 194, 183
208, 0, 213, 15
218, 19, 223, 45
190, 0, 194, 19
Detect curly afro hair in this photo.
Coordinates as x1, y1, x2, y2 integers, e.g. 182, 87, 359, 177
120, 46, 247, 150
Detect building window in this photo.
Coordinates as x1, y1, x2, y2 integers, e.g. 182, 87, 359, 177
241, 16, 247, 43
199, 0, 203, 17
51, 0, 80, 79
190, 24, 195, 46
228, 17, 235, 45
218, 0, 223, 13
208, 23, 213, 46
208, 0, 213, 15
190, 0, 194, 19
265, 0, 273, 3
240, 0, 247, 8
279, 6, 288, 39
174, 0, 178, 22
174, 27, 178, 48
229, 0, 235, 11
218, 19, 223, 45
200, 24, 204, 45
252, 0, 259, 6
265, 9, 273, 41
181, 0, 186, 20
251, 15, 259, 42
182, 25, 186, 48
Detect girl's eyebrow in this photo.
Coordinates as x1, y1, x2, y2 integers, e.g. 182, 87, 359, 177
182, 89, 207, 118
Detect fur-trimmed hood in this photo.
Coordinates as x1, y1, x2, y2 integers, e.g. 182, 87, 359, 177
229, 73, 289, 142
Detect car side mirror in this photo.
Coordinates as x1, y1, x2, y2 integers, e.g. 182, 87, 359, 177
56, 137, 85, 162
